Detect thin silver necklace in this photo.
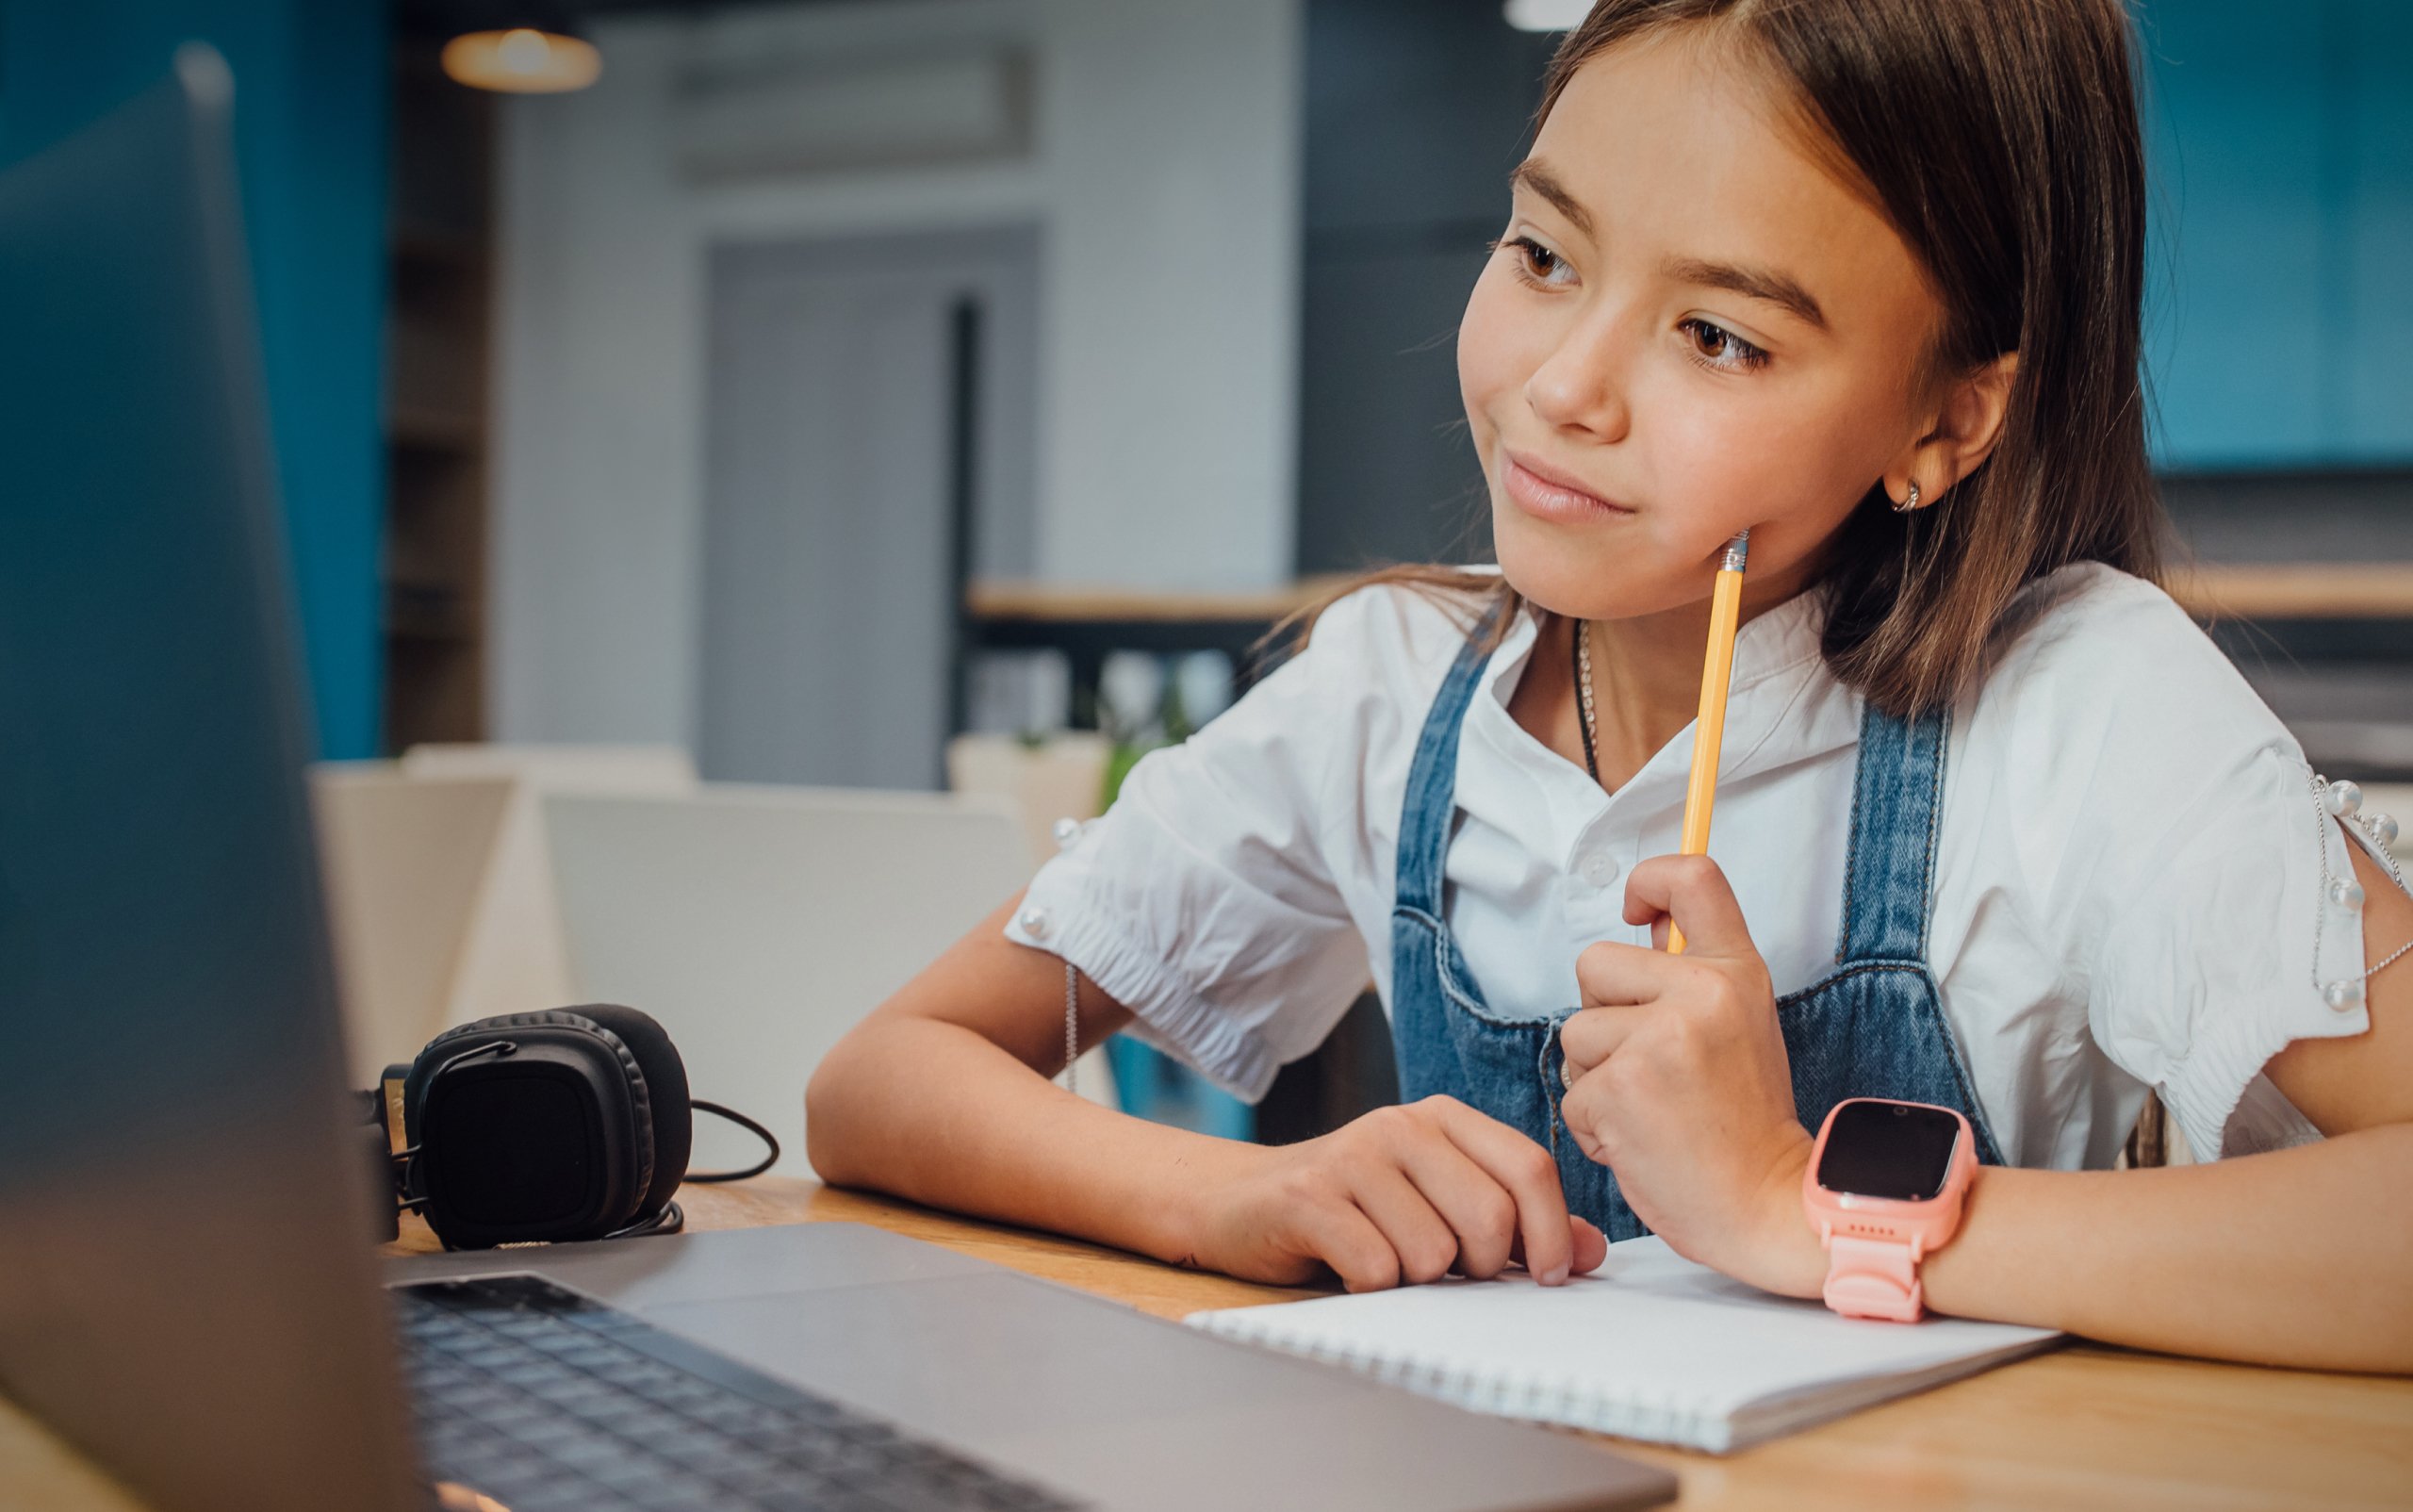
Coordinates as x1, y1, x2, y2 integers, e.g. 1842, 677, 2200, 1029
1062, 962, 1079, 1095
1571, 616, 1600, 782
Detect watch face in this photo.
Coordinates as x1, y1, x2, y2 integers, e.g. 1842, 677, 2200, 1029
1814, 1100, 1962, 1201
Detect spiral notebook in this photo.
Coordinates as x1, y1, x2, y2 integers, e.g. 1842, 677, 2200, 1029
1185, 1237, 2060, 1453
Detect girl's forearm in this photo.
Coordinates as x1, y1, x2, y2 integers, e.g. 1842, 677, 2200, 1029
805, 1014, 1256, 1266
1921, 1123, 2413, 1371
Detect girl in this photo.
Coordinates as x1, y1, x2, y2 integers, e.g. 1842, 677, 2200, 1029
809, 0, 2413, 1371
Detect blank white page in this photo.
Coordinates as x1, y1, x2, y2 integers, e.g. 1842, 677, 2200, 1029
1187, 1237, 2059, 1452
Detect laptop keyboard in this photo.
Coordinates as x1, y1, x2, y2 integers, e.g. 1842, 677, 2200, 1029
396, 1274, 1086, 1512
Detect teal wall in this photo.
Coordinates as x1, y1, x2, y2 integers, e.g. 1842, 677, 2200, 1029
2139, 0, 2413, 468
0, 0, 390, 757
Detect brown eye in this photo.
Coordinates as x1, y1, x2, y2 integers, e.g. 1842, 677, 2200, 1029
1679, 317, 1769, 372
1499, 236, 1574, 288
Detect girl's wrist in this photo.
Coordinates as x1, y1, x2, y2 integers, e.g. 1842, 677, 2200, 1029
1143, 1128, 1269, 1271
1745, 1133, 1828, 1299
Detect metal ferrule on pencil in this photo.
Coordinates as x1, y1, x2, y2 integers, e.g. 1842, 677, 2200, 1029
1721, 530, 1750, 574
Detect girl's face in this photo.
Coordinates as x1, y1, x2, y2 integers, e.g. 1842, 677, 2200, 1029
1461, 29, 1946, 621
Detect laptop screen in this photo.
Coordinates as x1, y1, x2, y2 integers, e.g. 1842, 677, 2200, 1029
0, 47, 419, 1512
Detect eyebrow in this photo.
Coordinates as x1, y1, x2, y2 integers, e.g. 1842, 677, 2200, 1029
1660, 255, 1829, 331
1510, 160, 1829, 332
1508, 160, 1592, 238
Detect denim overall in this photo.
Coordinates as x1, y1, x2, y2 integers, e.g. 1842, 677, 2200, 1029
1387, 621, 2006, 1241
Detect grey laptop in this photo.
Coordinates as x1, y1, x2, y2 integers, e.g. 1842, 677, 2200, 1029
0, 49, 1673, 1512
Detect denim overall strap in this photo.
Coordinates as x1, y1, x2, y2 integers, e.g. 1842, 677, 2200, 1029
1778, 699, 2008, 1167
1387, 612, 1650, 1235
1391, 614, 1499, 918
1836, 701, 1948, 965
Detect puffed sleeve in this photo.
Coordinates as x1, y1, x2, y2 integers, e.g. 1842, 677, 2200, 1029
1002, 591, 1397, 1101
2080, 741, 2384, 1159
2008, 576, 2393, 1160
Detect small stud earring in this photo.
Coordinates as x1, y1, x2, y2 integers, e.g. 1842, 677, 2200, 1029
1891, 480, 1921, 515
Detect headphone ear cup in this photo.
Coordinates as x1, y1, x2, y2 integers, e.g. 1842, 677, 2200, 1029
569, 1003, 691, 1220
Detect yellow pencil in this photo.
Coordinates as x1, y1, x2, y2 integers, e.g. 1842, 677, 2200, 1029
1667, 530, 1749, 955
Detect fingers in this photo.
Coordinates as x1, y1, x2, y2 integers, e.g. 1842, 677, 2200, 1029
1427, 1098, 1580, 1286
1558, 1003, 1652, 1085
1291, 1099, 1595, 1292
1294, 1192, 1403, 1293
1391, 1132, 1523, 1280
1574, 939, 1685, 1010
1623, 853, 1753, 957
1568, 1215, 1609, 1274
1348, 1161, 1464, 1287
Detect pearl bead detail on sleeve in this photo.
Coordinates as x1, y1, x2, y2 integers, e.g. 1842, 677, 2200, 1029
2325, 780, 2363, 818
2323, 978, 2366, 1011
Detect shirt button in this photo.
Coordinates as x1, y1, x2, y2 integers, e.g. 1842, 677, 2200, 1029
1581, 851, 1619, 888
1018, 907, 1052, 940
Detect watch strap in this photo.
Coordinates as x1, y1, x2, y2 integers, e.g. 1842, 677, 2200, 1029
1822, 1233, 1923, 1322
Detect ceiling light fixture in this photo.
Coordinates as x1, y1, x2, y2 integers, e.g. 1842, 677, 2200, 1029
440, 6, 601, 94
1503, 0, 1595, 31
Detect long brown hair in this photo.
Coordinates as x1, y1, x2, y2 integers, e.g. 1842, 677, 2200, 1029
1291, 0, 2165, 716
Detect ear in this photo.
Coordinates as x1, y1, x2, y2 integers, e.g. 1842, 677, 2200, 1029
1882, 352, 2017, 510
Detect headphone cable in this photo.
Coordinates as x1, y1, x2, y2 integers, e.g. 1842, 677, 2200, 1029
685, 1099, 780, 1183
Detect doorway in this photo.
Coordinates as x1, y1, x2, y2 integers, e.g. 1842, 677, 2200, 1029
697, 225, 1040, 788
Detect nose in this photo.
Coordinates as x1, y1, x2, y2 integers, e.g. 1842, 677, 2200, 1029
1523, 302, 1635, 443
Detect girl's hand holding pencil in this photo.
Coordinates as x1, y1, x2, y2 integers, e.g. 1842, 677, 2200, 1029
1549, 533, 1827, 1294
1557, 854, 1827, 1300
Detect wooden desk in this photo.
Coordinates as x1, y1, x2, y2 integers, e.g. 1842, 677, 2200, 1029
9, 1176, 2411, 1509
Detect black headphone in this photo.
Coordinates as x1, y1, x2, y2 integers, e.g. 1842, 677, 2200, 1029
377, 1004, 778, 1251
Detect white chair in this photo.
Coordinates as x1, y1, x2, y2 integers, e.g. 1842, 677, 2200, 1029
307, 746, 698, 1085
543, 785, 1115, 1178
310, 765, 517, 1085
397, 743, 698, 791
397, 744, 698, 1026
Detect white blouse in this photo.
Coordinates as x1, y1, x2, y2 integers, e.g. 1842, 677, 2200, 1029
1005, 563, 2395, 1168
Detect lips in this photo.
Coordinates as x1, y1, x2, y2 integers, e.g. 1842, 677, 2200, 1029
1502, 449, 1634, 523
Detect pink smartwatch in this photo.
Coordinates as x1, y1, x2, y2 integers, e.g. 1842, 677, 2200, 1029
1800, 1097, 1978, 1322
